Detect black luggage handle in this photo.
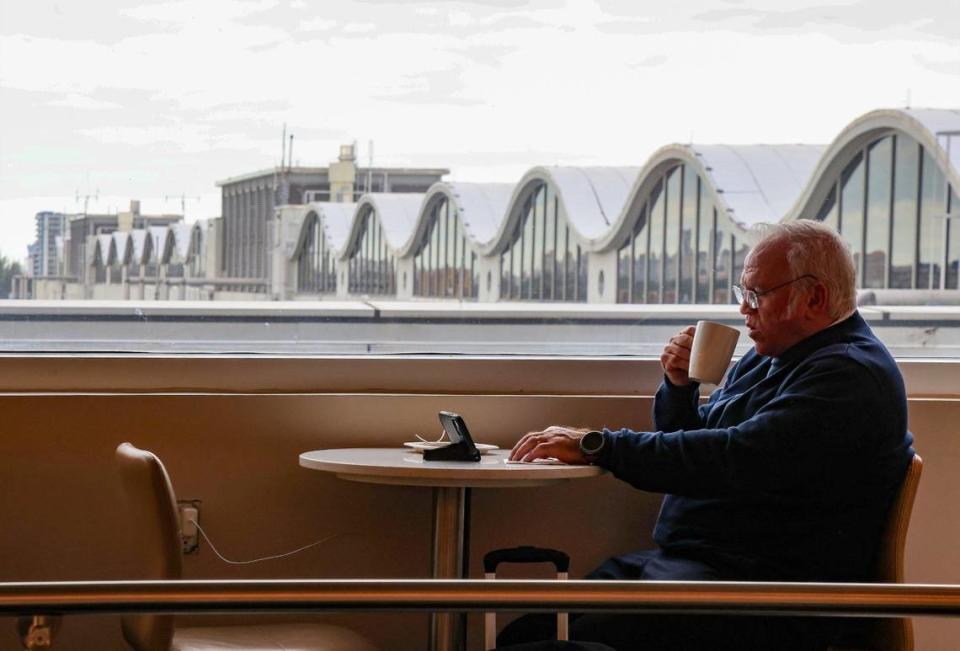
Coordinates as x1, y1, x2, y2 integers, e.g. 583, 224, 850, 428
483, 546, 570, 573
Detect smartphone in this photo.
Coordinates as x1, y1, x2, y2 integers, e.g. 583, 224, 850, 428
437, 410, 481, 460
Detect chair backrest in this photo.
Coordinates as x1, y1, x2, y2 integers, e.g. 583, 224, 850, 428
116, 442, 183, 651
869, 453, 924, 651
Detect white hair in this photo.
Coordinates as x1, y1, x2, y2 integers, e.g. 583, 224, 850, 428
751, 220, 857, 319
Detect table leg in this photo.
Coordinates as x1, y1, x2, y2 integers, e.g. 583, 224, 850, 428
429, 486, 468, 651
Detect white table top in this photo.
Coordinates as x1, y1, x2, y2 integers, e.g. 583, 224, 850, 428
299, 448, 605, 488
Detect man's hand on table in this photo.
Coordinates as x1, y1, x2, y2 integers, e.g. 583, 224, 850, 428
510, 425, 592, 464
660, 325, 697, 387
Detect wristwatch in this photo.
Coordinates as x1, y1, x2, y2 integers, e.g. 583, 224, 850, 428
579, 430, 606, 461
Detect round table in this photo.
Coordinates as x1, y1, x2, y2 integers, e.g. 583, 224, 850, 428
299, 448, 605, 651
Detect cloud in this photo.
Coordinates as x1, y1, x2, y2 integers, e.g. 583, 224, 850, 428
119, 0, 279, 24
627, 55, 668, 69
915, 54, 960, 77
2, 0, 958, 264
374, 67, 485, 106
691, 0, 960, 42
46, 93, 122, 111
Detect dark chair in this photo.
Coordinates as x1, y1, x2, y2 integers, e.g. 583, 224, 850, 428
115, 442, 379, 651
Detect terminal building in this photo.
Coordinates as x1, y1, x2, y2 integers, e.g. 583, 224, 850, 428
17, 108, 960, 304
214, 144, 448, 296
278, 107, 960, 305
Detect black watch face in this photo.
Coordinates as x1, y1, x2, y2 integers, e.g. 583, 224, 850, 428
581, 430, 603, 454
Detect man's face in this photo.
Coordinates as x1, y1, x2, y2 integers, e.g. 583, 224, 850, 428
738, 242, 810, 357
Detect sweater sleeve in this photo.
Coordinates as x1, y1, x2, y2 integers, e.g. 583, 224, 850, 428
600, 354, 883, 498
652, 376, 703, 432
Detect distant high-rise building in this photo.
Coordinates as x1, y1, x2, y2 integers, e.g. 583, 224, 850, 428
215, 143, 448, 280
30, 211, 67, 277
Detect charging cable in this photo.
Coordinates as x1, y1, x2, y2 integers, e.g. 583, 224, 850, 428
186, 518, 344, 565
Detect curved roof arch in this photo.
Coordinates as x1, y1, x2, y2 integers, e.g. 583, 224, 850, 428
340, 193, 424, 260
127, 230, 149, 265
291, 202, 356, 261
594, 143, 825, 252
480, 166, 640, 256
111, 231, 132, 266
784, 108, 960, 222
401, 182, 515, 257
93, 234, 113, 267
168, 222, 193, 262
148, 226, 172, 264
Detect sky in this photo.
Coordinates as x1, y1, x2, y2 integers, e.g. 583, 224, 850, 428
0, 0, 958, 262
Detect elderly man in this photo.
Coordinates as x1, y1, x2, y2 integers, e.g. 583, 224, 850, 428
501, 221, 914, 651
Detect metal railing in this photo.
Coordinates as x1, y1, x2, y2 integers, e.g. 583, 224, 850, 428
4, 578, 960, 616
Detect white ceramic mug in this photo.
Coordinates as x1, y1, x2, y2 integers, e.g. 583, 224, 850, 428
688, 320, 741, 385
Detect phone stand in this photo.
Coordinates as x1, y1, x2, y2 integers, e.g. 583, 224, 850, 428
423, 440, 481, 462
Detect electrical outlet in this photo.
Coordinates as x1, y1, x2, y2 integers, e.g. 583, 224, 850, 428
177, 499, 201, 554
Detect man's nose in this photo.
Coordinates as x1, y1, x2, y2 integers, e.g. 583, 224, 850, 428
738, 299, 753, 316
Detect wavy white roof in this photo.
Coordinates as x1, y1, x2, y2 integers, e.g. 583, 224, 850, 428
95, 234, 113, 265
345, 193, 425, 256
286, 202, 357, 260
905, 108, 960, 179
170, 222, 193, 261
442, 182, 515, 245
542, 166, 640, 240
129, 230, 148, 264
783, 108, 960, 222
481, 166, 640, 255
402, 182, 515, 257
111, 231, 131, 264
693, 144, 826, 228
311, 202, 356, 252
149, 226, 170, 263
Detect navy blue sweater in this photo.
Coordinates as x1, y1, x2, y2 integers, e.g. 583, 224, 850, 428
597, 312, 914, 582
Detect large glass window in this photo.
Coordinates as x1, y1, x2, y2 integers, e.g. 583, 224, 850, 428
521, 196, 534, 298
839, 151, 865, 284
617, 230, 630, 303
413, 199, 477, 300
348, 212, 395, 295
533, 188, 544, 297
891, 136, 919, 289
864, 137, 893, 289
948, 188, 959, 291
499, 184, 585, 302
714, 211, 732, 304
296, 214, 337, 294
662, 167, 681, 303
647, 182, 665, 303
616, 165, 741, 305
632, 201, 649, 302
544, 187, 556, 300
918, 148, 947, 290
679, 164, 697, 304
697, 193, 712, 303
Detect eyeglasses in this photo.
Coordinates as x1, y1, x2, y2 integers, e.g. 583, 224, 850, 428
732, 274, 818, 310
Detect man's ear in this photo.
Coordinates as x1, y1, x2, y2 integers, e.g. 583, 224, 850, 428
807, 282, 829, 316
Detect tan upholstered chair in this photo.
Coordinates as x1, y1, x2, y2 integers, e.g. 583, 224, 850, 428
115, 442, 379, 651
832, 453, 923, 651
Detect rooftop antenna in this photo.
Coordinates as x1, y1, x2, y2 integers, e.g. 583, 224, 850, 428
368, 140, 374, 194
75, 189, 99, 216
288, 133, 294, 170
164, 193, 198, 217
351, 139, 359, 197
905, 88, 912, 109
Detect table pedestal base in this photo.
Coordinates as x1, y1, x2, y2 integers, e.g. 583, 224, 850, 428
430, 486, 469, 651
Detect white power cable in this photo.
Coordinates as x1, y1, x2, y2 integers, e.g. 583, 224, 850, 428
188, 518, 342, 565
